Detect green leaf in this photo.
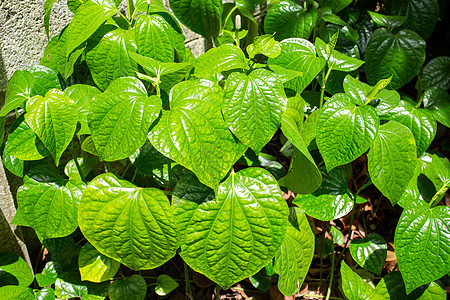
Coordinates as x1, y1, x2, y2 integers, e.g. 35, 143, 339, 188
28, 65, 61, 97
194, 44, 248, 77
17, 167, 86, 239
293, 168, 354, 221
78, 173, 177, 270
0, 285, 34, 300
129, 52, 193, 92
169, 0, 222, 39
329, 225, 344, 245
81, 136, 99, 156
24, 89, 77, 166
247, 34, 281, 59
148, 79, 245, 189
0, 117, 5, 144
315, 38, 364, 72
343, 74, 371, 106
317, 0, 352, 13
365, 28, 425, 89
422, 154, 450, 191
86, 28, 138, 91
155, 275, 179, 296
340, 261, 383, 300
367, 11, 405, 28
4, 114, 50, 161
66, 1, 118, 56
176, 167, 288, 289
36, 262, 60, 287
316, 93, 379, 171
223, 69, 287, 152
79, 242, 120, 283
274, 208, 314, 296
35, 287, 56, 300
422, 88, 450, 128
0, 252, 34, 287
55, 271, 109, 300
0, 70, 34, 117
269, 38, 325, 93
44, 0, 58, 38
375, 271, 447, 299
264, 1, 318, 41
108, 275, 146, 300
387, 0, 439, 40
88, 77, 161, 161
394, 200, 450, 294
64, 84, 102, 135
130, 140, 172, 176
301, 109, 320, 146
349, 233, 387, 275
249, 265, 273, 292
421, 56, 450, 90
367, 121, 417, 204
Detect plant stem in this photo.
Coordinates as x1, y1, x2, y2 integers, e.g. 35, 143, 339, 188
416, 75, 423, 106
69, 141, 85, 182
221, 6, 238, 34
325, 249, 335, 300
320, 66, 333, 108
336, 193, 357, 266
34, 245, 44, 276
106, 162, 114, 173
184, 261, 194, 300
215, 285, 221, 300
131, 169, 138, 183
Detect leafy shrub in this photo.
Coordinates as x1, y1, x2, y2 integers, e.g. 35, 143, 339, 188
0, 0, 449, 299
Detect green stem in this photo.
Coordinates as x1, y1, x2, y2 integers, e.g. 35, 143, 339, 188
184, 261, 194, 300
34, 245, 44, 275
416, 75, 423, 107
118, 12, 131, 25
69, 141, 85, 182
336, 191, 358, 266
106, 162, 114, 173
320, 66, 333, 108
429, 184, 448, 208
325, 249, 335, 300
221, 6, 238, 34
131, 169, 138, 183
121, 164, 132, 178
126, 0, 132, 21
215, 285, 221, 300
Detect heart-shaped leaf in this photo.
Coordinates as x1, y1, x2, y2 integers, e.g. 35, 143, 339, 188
78, 173, 178, 270
340, 261, 384, 300
421, 56, 450, 90
194, 44, 248, 77
155, 275, 179, 296
315, 38, 364, 72
349, 233, 387, 275
422, 88, 450, 128
28, 65, 61, 97
0, 252, 34, 287
0, 285, 34, 300
55, 271, 109, 300
108, 275, 146, 300
317, 0, 352, 13
0, 70, 34, 117
79, 242, 120, 283
36, 262, 61, 287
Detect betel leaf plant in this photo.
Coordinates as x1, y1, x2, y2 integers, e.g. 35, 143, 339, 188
0, 0, 449, 299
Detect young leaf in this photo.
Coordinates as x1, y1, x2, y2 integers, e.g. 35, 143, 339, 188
340, 261, 383, 300
194, 44, 248, 77
367, 11, 405, 28
28, 65, 61, 97
343, 75, 371, 105
79, 242, 120, 283
368, 121, 417, 204
25, 89, 78, 166
317, 0, 352, 13
422, 88, 450, 128
177, 168, 289, 289
35, 287, 56, 300
148, 79, 245, 189
0, 286, 34, 300
329, 225, 344, 245
264, 1, 318, 41
315, 38, 364, 72
247, 34, 281, 59
293, 168, 354, 221
274, 208, 315, 296
44, 0, 58, 38
88, 77, 161, 161
365, 28, 425, 89
36, 262, 61, 287
349, 233, 387, 275
155, 275, 179, 296
0, 252, 34, 287
394, 200, 450, 294
78, 173, 178, 270
316, 94, 379, 171
268, 38, 325, 93
0, 70, 34, 117
108, 275, 146, 300
223, 69, 288, 152
421, 56, 450, 90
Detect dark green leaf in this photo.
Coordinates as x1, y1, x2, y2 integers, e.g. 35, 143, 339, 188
130, 140, 172, 176
367, 11, 405, 28
349, 233, 387, 275
422, 88, 450, 128
317, 0, 352, 13
155, 275, 178, 296
108, 275, 146, 300
0, 70, 34, 117
0, 252, 34, 287
421, 56, 450, 90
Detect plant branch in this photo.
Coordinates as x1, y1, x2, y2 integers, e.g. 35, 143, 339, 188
69, 141, 85, 182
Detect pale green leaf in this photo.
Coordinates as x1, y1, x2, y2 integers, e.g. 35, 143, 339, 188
36, 262, 60, 287
367, 11, 405, 28
194, 44, 248, 77
318, 0, 352, 13
0, 70, 34, 117
247, 34, 281, 59
79, 242, 120, 283
28, 65, 61, 97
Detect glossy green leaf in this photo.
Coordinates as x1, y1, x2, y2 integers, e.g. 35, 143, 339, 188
176, 168, 288, 289
316, 93, 379, 171
0, 285, 34, 300
79, 242, 120, 283
0, 252, 34, 287
422, 155, 450, 192
130, 140, 172, 176
36, 262, 61, 287
25, 89, 77, 166
301, 109, 320, 146
367, 11, 405, 28
340, 261, 383, 300
55, 271, 109, 300
349, 233, 387, 275
394, 200, 450, 294
155, 275, 179, 296
3, 115, 49, 161
28, 65, 61, 97
129, 52, 193, 92
343, 74, 371, 105
421, 56, 450, 90
88, 77, 161, 161
86, 28, 138, 91
66, 1, 118, 56
35, 287, 56, 300
223, 69, 287, 152
365, 28, 425, 89
249, 265, 273, 292
78, 173, 177, 270
81, 136, 99, 156
169, 0, 222, 39
269, 38, 325, 93
148, 79, 245, 189
64, 84, 101, 135
293, 168, 354, 221
315, 38, 364, 72
329, 225, 344, 245
367, 121, 417, 205
0, 70, 34, 117
194, 44, 248, 77
108, 275, 146, 300
318, 0, 352, 13
375, 271, 447, 299
247, 34, 281, 59
422, 88, 450, 128
387, 0, 439, 40
264, 1, 318, 41
17, 167, 86, 239
274, 208, 314, 296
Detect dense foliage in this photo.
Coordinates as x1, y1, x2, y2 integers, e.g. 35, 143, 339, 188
0, 0, 449, 299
